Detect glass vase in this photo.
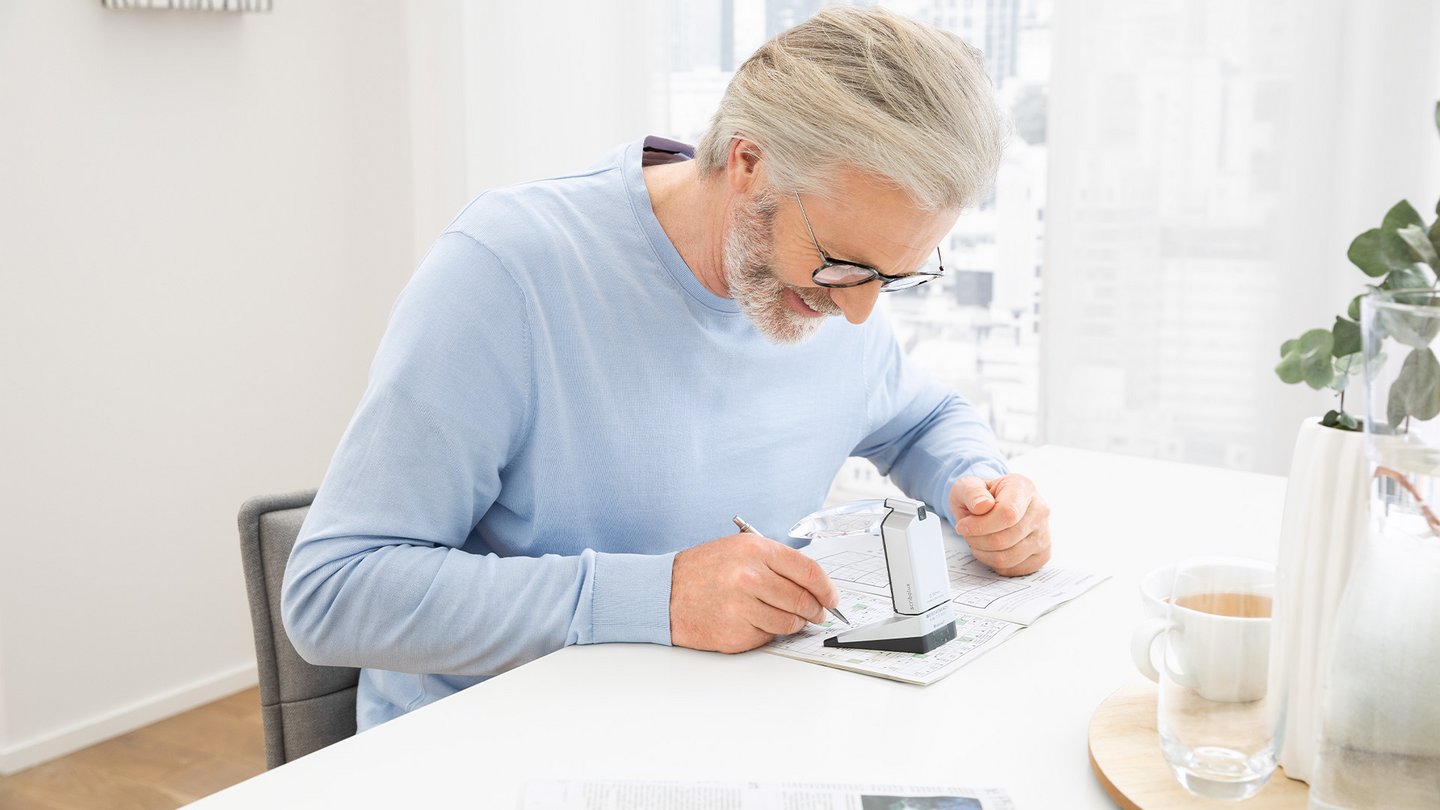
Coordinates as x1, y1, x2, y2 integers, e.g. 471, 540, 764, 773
1309, 289, 1440, 809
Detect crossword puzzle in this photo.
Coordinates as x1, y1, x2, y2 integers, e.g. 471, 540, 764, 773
811, 547, 1031, 610
813, 550, 892, 588
764, 587, 1023, 684
773, 539, 1106, 683
946, 555, 1028, 609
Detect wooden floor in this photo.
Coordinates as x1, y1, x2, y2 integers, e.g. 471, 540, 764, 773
0, 688, 266, 810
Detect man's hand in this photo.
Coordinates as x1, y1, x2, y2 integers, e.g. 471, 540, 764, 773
670, 532, 840, 654
949, 474, 1051, 577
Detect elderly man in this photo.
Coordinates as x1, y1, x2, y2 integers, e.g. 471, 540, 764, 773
283, 7, 1051, 731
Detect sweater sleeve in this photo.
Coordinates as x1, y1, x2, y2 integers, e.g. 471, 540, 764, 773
851, 309, 1010, 526
281, 231, 672, 678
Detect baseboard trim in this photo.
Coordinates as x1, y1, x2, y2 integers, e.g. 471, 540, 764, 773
0, 661, 259, 775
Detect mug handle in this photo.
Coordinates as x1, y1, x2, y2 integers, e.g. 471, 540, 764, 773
1129, 617, 1170, 684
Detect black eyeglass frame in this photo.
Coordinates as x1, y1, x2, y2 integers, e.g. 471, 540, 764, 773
793, 193, 944, 292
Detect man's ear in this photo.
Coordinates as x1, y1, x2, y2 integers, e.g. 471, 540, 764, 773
725, 138, 763, 194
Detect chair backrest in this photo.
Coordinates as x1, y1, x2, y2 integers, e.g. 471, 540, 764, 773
238, 490, 359, 768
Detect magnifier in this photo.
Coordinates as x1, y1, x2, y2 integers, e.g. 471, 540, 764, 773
792, 497, 957, 654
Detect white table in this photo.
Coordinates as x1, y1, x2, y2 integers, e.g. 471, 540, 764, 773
190, 446, 1288, 809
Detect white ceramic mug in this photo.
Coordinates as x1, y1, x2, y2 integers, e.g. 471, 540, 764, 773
1130, 558, 1274, 703
1137, 562, 1175, 619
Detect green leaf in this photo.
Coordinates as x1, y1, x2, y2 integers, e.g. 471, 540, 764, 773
1350, 228, 1415, 277
1394, 347, 1440, 422
1383, 200, 1426, 232
1332, 317, 1362, 357
1398, 224, 1440, 268
1324, 409, 1362, 431
1328, 359, 1351, 391
1389, 380, 1408, 429
1276, 328, 1334, 388
1382, 262, 1433, 292
1380, 302, 1440, 349
1324, 406, 1359, 432
1430, 217, 1440, 259
1281, 338, 1298, 359
1342, 285, 1376, 319
1335, 352, 1365, 377
1276, 358, 1302, 384
1301, 329, 1336, 388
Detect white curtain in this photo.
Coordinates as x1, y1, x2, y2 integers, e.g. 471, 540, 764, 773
1044, 0, 1440, 473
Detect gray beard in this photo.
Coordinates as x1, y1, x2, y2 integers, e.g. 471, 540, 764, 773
722, 190, 842, 345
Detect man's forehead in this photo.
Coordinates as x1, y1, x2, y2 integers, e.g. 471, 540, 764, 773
806, 172, 958, 265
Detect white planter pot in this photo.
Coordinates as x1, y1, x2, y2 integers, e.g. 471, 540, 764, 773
1270, 417, 1368, 784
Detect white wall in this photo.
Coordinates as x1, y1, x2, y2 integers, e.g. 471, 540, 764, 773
0, 620, 8, 757
405, 1, 471, 263
459, 0, 669, 191
0, 0, 419, 772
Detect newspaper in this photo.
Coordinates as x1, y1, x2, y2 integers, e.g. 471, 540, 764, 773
759, 533, 1106, 685
524, 780, 1015, 810
806, 533, 1107, 626
763, 588, 1021, 685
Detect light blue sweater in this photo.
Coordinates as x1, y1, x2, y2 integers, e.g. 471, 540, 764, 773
282, 137, 1008, 730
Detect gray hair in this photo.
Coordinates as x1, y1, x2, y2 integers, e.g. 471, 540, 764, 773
695, 7, 1006, 211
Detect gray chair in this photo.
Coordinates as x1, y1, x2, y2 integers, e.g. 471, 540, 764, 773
238, 489, 360, 768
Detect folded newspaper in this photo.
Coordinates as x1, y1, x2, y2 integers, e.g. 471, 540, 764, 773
761, 517, 1107, 685
524, 780, 1015, 810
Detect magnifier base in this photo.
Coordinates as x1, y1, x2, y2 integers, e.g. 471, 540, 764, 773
823, 603, 957, 654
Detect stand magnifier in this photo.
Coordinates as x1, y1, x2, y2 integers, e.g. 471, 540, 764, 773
823, 497, 958, 654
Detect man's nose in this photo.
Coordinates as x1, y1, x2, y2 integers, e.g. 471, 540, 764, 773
833, 282, 882, 324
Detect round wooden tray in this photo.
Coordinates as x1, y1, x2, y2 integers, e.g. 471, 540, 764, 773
1088, 682, 1308, 809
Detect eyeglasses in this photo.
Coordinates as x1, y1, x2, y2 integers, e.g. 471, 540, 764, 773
794, 193, 944, 292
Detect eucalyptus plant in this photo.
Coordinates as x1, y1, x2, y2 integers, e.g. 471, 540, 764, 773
1275, 101, 1440, 432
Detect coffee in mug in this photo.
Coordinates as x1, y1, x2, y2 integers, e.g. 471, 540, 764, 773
1171, 591, 1272, 619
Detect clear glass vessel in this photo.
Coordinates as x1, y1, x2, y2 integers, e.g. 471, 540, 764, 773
1152, 557, 1285, 801
1309, 289, 1440, 809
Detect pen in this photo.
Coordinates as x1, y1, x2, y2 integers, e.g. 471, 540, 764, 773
732, 515, 850, 626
